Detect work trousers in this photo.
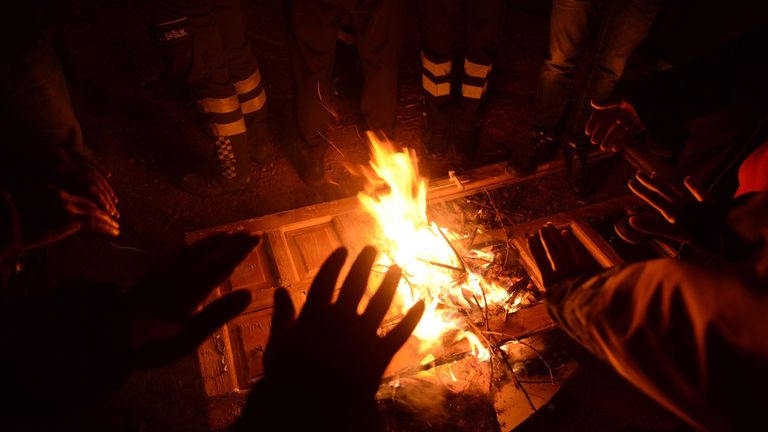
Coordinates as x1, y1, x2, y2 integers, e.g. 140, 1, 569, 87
534, 0, 663, 139
419, 0, 506, 127
287, 0, 407, 152
142, 0, 266, 178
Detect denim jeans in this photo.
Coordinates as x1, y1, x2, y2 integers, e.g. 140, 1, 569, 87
533, 0, 663, 139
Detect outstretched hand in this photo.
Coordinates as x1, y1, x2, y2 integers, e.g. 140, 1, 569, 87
238, 246, 424, 431
585, 99, 645, 152
626, 171, 721, 252
527, 223, 601, 287
10, 183, 119, 250
127, 232, 257, 369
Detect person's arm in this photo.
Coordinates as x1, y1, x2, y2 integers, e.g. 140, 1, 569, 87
546, 259, 768, 431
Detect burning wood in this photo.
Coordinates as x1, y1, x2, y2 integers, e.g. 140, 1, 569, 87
355, 132, 544, 377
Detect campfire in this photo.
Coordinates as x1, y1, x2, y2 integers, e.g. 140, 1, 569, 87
354, 132, 544, 398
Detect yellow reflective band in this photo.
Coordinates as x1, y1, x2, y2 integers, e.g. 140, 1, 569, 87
462, 82, 487, 99
203, 118, 246, 137
464, 58, 491, 79
241, 89, 267, 114
196, 95, 240, 114
422, 74, 450, 97
233, 69, 262, 95
421, 52, 451, 77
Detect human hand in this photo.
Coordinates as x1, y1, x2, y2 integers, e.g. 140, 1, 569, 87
628, 171, 710, 223
527, 223, 601, 287
11, 184, 119, 250
585, 99, 645, 152
238, 246, 424, 431
265, 246, 424, 396
48, 148, 119, 218
126, 232, 257, 369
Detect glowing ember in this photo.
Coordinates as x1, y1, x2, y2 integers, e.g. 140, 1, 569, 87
357, 132, 518, 364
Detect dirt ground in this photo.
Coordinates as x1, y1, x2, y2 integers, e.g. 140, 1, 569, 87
15, 0, 693, 430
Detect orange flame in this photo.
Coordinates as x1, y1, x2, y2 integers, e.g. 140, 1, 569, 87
357, 132, 515, 363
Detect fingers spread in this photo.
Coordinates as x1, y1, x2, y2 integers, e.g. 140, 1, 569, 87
628, 178, 676, 223
336, 246, 377, 312
270, 288, 296, 341
636, 171, 681, 203
526, 233, 554, 277
361, 264, 402, 329
304, 248, 348, 315
382, 300, 424, 357
683, 176, 710, 203
134, 290, 251, 369
539, 223, 569, 272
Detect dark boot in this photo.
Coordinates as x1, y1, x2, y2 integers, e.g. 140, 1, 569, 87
506, 129, 558, 178
452, 114, 479, 164
564, 140, 592, 197
182, 134, 254, 196
422, 107, 450, 159
246, 118, 276, 165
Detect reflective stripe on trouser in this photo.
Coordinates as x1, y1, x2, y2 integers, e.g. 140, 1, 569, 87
462, 58, 491, 100
421, 51, 451, 100
234, 68, 267, 117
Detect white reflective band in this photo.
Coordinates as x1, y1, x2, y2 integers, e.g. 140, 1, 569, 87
464, 58, 491, 79
196, 95, 240, 114
203, 118, 246, 137
422, 74, 450, 97
233, 69, 262, 95
240, 89, 267, 114
462, 82, 487, 99
421, 52, 451, 77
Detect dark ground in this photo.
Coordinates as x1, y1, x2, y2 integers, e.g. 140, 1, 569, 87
16, 0, 692, 430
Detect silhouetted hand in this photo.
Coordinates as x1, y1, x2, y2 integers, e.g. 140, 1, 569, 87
628, 171, 710, 223
237, 246, 425, 431
627, 171, 724, 253
126, 232, 257, 369
47, 148, 119, 218
585, 99, 645, 152
0, 232, 256, 426
527, 223, 601, 287
10, 183, 119, 250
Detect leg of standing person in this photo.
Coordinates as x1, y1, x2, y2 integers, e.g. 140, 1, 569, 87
214, 0, 274, 165
354, 0, 408, 140
0, 33, 90, 175
286, 0, 346, 183
506, 0, 592, 178
456, 0, 506, 162
419, 0, 461, 159
562, 0, 663, 196
143, 0, 254, 196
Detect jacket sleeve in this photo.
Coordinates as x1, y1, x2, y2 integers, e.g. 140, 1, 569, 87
546, 259, 768, 431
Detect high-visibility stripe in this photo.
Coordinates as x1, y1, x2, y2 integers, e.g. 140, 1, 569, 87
196, 95, 240, 114
464, 58, 491, 79
422, 74, 450, 97
421, 52, 451, 77
233, 69, 262, 95
462, 82, 487, 99
203, 118, 246, 137
240, 89, 267, 114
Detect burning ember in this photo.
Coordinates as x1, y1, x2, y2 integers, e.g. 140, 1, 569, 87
356, 132, 522, 366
